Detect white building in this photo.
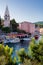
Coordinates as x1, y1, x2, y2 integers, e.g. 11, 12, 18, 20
4, 6, 10, 27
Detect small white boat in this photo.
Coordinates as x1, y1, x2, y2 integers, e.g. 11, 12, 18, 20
23, 38, 31, 41
9, 38, 20, 43
4, 39, 10, 43
3, 38, 20, 43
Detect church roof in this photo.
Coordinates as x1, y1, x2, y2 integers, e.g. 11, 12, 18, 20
4, 6, 10, 16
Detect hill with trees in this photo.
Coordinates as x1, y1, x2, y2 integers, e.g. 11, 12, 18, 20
34, 21, 43, 28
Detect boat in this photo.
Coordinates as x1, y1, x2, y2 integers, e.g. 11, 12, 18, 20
4, 39, 10, 43
9, 38, 20, 43
23, 37, 31, 41
20, 38, 24, 42
19, 37, 31, 42
3, 38, 20, 43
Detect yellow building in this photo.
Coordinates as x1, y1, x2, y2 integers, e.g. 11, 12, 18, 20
40, 28, 43, 34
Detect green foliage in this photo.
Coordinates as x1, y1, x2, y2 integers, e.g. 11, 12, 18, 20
0, 44, 17, 65
23, 59, 31, 65
17, 48, 25, 63
17, 37, 43, 65
17, 48, 30, 63
0, 17, 3, 29
35, 21, 43, 25
10, 19, 19, 32
2, 27, 11, 33
0, 37, 43, 65
35, 22, 43, 28
28, 37, 43, 65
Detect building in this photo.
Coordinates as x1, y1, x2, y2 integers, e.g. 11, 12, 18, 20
4, 6, 10, 27
40, 28, 43, 34
18, 21, 35, 34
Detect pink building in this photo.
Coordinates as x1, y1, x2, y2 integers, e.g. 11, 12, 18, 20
18, 21, 35, 34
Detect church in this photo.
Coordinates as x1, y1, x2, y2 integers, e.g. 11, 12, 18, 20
4, 6, 10, 27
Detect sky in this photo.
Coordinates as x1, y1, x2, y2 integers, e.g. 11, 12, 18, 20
0, 0, 43, 23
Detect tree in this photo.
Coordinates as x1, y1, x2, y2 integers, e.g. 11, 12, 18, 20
0, 44, 19, 65
17, 48, 30, 63
28, 37, 43, 65
17, 37, 43, 65
2, 27, 11, 33
10, 19, 19, 32
0, 17, 3, 29
0, 44, 13, 65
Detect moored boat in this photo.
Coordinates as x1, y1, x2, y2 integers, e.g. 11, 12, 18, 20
23, 37, 31, 41
3, 38, 20, 43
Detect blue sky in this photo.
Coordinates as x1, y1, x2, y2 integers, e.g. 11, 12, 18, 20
0, 0, 43, 23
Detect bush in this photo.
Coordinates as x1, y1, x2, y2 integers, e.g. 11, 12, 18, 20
0, 36, 43, 65
17, 37, 43, 65
28, 37, 43, 65
0, 44, 17, 65
2, 27, 11, 33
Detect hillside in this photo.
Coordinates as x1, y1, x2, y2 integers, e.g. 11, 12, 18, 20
34, 21, 43, 28
34, 21, 43, 25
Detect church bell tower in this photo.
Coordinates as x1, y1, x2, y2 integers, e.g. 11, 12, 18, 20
4, 6, 10, 27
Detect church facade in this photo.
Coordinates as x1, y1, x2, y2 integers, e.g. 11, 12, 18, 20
4, 6, 10, 27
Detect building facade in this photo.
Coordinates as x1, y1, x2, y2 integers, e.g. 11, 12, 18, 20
40, 28, 43, 34
4, 6, 10, 27
18, 21, 35, 34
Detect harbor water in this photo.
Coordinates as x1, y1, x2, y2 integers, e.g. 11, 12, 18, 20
4, 40, 30, 58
